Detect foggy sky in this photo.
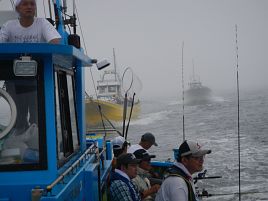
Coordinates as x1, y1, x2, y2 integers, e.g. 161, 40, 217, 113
76, 0, 268, 99
1, 0, 268, 99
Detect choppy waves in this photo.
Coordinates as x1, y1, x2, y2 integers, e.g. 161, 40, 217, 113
129, 90, 268, 201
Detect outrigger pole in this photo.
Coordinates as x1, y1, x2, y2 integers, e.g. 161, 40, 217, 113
235, 24, 241, 201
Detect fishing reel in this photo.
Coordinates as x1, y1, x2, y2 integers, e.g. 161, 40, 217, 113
194, 169, 222, 198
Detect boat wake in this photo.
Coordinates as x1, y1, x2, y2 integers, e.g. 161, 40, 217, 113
131, 110, 171, 126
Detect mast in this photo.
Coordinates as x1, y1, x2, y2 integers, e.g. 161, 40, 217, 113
192, 59, 195, 81
53, 0, 65, 43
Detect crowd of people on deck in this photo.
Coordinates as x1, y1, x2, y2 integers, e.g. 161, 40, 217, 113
110, 133, 211, 201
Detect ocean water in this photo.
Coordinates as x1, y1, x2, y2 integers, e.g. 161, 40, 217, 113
126, 89, 268, 201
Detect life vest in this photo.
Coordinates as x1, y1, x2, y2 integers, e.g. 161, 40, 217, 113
165, 165, 197, 201
110, 171, 141, 201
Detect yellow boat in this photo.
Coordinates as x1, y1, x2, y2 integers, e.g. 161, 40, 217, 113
85, 97, 140, 127
86, 49, 141, 128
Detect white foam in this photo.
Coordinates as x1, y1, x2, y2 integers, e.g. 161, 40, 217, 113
131, 110, 171, 125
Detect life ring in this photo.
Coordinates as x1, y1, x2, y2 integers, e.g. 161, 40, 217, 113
0, 88, 17, 140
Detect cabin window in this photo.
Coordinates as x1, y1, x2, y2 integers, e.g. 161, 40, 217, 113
0, 60, 46, 171
54, 67, 79, 167
108, 86, 116, 93
98, 86, 106, 94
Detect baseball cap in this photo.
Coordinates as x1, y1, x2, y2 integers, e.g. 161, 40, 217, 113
112, 136, 129, 150
141, 132, 158, 146
179, 140, 211, 157
117, 153, 141, 166
133, 149, 156, 161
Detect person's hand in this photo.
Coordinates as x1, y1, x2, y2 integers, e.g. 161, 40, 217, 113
141, 184, 161, 198
151, 184, 160, 193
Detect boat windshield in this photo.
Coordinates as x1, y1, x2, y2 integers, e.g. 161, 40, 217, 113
0, 60, 46, 171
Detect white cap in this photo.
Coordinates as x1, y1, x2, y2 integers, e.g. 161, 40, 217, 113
112, 136, 128, 150
15, 0, 22, 6
179, 140, 211, 157
15, 0, 36, 7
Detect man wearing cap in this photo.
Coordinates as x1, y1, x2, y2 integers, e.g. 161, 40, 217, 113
155, 140, 211, 201
112, 136, 130, 158
128, 132, 158, 153
110, 153, 142, 201
111, 136, 130, 169
0, 0, 61, 43
132, 149, 160, 201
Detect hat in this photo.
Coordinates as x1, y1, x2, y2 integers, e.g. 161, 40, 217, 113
179, 140, 211, 157
133, 149, 156, 161
141, 132, 158, 146
117, 153, 141, 166
15, 0, 36, 7
112, 136, 129, 150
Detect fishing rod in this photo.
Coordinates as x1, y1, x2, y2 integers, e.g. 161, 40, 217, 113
199, 190, 268, 198
235, 24, 241, 201
124, 92, 136, 140
97, 105, 108, 143
193, 169, 222, 184
121, 67, 134, 138
181, 41, 185, 141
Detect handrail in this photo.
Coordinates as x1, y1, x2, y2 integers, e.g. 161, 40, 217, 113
46, 144, 97, 192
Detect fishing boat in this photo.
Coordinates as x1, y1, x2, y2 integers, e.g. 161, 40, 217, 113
85, 49, 140, 127
0, 1, 113, 201
185, 64, 212, 105
185, 79, 212, 105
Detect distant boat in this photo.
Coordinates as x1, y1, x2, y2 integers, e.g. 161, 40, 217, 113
185, 64, 212, 105
85, 50, 140, 127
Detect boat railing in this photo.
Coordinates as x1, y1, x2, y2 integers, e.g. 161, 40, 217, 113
46, 143, 98, 193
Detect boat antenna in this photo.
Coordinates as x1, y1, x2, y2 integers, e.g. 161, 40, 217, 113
235, 24, 241, 201
181, 42, 185, 141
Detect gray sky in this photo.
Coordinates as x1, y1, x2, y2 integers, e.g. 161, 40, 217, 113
1, 0, 268, 98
